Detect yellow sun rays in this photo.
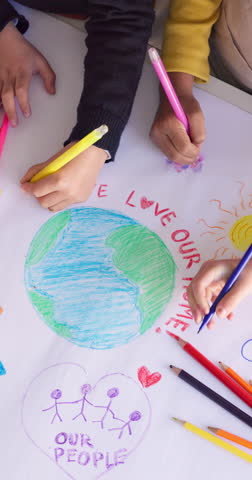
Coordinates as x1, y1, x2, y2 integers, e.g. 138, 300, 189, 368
198, 182, 252, 258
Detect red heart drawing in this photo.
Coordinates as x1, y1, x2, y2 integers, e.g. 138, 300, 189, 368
137, 366, 162, 388
140, 197, 154, 209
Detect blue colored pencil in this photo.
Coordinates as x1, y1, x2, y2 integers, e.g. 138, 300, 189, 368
198, 243, 252, 333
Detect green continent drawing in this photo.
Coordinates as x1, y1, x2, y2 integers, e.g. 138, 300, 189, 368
106, 225, 175, 334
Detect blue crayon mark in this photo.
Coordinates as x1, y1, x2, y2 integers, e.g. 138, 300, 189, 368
25, 207, 176, 350
241, 339, 252, 362
0, 362, 6, 375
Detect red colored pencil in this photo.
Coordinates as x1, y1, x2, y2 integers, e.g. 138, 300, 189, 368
177, 338, 252, 408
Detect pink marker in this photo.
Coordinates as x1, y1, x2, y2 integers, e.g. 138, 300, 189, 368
148, 47, 202, 167
0, 114, 9, 157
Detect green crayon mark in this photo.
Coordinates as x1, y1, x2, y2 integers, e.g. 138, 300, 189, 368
106, 225, 176, 333
26, 210, 70, 266
28, 290, 72, 338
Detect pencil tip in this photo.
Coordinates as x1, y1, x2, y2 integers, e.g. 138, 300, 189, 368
208, 426, 217, 434
219, 361, 228, 370
172, 417, 185, 426
169, 365, 173, 368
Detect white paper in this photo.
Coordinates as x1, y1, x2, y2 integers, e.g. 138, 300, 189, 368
0, 6, 252, 480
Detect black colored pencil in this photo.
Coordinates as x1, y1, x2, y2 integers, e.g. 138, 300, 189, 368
170, 365, 252, 428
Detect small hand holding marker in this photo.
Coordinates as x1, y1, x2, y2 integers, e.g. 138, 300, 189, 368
21, 125, 108, 212
148, 48, 205, 167
187, 244, 252, 332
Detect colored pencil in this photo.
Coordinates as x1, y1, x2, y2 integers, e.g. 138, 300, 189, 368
198, 244, 252, 332
31, 124, 108, 183
173, 418, 252, 463
208, 426, 252, 450
0, 114, 9, 157
250, 380, 252, 386
177, 338, 252, 408
219, 362, 252, 395
170, 366, 252, 428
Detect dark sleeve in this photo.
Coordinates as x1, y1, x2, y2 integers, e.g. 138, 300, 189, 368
0, 1, 29, 33
65, 0, 155, 161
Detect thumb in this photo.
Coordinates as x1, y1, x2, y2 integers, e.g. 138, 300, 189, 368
216, 278, 252, 319
20, 161, 49, 183
37, 56, 56, 95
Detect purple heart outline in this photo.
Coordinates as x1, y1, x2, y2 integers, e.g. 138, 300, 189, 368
21, 363, 152, 480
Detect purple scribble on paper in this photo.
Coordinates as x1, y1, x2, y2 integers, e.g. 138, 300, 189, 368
166, 154, 203, 173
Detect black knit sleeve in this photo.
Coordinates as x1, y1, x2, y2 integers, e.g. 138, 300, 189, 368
0, 1, 29, 33
65, 0, 154, 161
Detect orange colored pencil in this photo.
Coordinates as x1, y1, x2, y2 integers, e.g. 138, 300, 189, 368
208, 426, 252, 449
219, 362, 252, 395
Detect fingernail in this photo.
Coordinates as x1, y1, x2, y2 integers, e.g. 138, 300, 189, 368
24, 110, 31, 118
11, 120, 17, 127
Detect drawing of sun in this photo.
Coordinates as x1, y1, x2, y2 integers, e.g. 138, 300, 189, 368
24, 207, 176, 350
198, 182, 252, 259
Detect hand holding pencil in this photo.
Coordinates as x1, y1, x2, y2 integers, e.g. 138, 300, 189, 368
187, 256, 252, 329
21, 126, 108, 212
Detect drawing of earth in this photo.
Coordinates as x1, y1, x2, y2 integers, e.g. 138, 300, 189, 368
25, 207, 176, 349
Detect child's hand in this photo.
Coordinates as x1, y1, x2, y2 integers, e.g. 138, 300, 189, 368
20, 143, 107, 212
187, 259, 252, 329
150, 72, 206, 165
0, 23, 56, 126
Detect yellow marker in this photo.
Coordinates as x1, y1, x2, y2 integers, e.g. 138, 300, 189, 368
31, 125, 108, 183
172, 418, 252, 464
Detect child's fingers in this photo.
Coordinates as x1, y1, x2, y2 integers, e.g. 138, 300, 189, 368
166, 115, 199, 159
151, 128, 193, 165
21, 173, 63, 198
15, 71, 31, 118
37, 56, 56, 95
207, 318, 215, 330
37, 191, 66, 209
150, 115, 199, 164
20, 161, 49, 183
215, 276, 252, 319
1, 78, 17, 127
185, 98, 206, 147
49, 199, 71, 213
189, 278, 210, 316
187, 284, 204, 324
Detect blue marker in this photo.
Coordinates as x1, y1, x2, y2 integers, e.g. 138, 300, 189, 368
198, 243, 252, 333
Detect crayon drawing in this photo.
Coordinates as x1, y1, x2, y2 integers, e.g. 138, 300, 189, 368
24, 207, 176, 349
198, 181, 252, 259
22, 363, 151, 480
241, 339, 252, 362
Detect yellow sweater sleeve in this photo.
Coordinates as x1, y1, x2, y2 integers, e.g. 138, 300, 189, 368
162, 0, 222, 83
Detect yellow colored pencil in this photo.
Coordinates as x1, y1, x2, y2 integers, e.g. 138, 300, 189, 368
172, 418, 252, 463
31, 124, 108, 183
